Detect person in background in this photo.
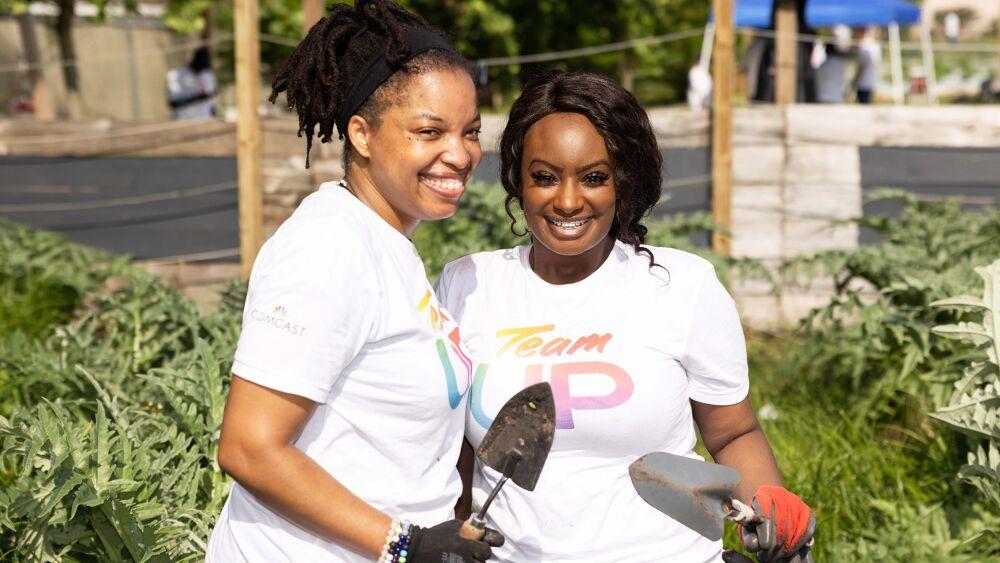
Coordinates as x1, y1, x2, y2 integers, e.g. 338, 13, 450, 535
166, 47, 216, 119
944, 11, 960, 43
438, 70, 815, 562
687, 61, 713, 110
815, 25, 851, 103
854, 27, 882, 104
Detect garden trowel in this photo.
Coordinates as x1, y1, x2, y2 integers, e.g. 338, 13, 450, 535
629, 452, 814, 562
459, 382, 555, 540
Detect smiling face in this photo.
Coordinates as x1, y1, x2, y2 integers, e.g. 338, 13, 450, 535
521, 112, 616, 261
348, 67, 482, 235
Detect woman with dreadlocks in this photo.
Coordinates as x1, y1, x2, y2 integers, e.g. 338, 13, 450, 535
206, 2, 501, 561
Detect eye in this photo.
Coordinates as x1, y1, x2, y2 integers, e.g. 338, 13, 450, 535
465, 128, 481, 140
417, 128, 441, 138
530, 171, 558, 186
583, 172, 610, 186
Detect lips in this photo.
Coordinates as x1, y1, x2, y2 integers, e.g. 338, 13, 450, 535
544, 216, 594, 239
419, 174, 466, 200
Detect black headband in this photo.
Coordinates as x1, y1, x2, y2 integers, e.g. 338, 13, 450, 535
336, 26, 457, 136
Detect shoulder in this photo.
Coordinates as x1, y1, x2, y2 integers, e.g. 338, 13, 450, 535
623, 244, 716, 288
437, 247, 521, 307
251, 187, 377, 286
441, 247, 521, 284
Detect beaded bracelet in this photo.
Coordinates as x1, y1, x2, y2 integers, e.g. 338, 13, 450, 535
377, 518, 413, 563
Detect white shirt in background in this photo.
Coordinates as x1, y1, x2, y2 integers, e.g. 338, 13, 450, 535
436, 241, 750, 563
857, 38, 883, 91
816, 54, 849, 103
166, 66, 216, 119
207, 182, 473, 562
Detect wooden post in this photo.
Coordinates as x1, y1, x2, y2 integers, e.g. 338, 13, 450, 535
303, 0, 325, 36
919, 24, 938, 104
888, 23, 904, 104
16, 12, 54, 121
774, 0, 798, 105
711, 0, 733, 257
235, 0, 263, 280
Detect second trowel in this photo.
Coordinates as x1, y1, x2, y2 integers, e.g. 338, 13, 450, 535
459, 382, 556, 540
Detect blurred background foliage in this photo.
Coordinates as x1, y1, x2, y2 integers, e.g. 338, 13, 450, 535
150, 0, 710, 107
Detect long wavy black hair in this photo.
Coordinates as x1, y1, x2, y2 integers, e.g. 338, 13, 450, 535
499, 70, 664, 267
268, 0, 472, 168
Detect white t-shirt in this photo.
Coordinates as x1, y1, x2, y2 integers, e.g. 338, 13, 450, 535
436, 241, 749, 563
857, 39, 882, 91
166, 66, 216, 119
207, 181, 473, 562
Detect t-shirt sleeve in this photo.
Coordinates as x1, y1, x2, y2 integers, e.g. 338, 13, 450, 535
680, 267, 750, 405
434, 256, 471, 320
231, 226, 376, 403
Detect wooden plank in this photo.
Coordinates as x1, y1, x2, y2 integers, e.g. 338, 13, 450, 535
711, 0, 733, 256
303, 0, 325, 36
235, 0, 263, 281
774, 0, 797, 105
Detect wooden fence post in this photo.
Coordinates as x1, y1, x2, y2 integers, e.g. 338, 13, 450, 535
712, 0, 733, 257
235, 0, 263, 281
775, 0, 798, 105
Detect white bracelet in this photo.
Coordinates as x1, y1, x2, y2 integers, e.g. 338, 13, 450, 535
377, 517, 412, 563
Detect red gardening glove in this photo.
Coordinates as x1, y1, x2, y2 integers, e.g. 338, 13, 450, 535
739, 486, 815, 562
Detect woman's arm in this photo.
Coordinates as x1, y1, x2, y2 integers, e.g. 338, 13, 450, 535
691, 397, 780, 503
217, 376, 391, 557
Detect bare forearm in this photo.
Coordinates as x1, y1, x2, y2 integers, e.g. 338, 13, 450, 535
710, 428, 782, 503
224, 445, 390, 557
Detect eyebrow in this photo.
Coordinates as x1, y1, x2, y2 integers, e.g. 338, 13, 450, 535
413, 112, 482, 126
529, 158, 563, 173
415, 112, 446, 123
528, 158, 610, 173
577, 160, 611, 172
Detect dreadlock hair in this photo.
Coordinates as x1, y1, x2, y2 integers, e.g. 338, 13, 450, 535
499, 71, 665, 271
269, 0, 473, 168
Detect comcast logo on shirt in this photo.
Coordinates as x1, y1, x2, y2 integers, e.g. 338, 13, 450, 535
249, 304, 307, 336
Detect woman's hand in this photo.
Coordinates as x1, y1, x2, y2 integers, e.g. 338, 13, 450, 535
740, 485, 815, 562
407, 519, 505, 562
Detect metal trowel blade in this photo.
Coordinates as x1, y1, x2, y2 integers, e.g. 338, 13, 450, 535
628, 452, 741, 541
476, 382, 556, 491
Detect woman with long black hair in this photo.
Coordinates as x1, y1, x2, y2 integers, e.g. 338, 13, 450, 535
437, 71, 814, 562
206, 2, 501, 561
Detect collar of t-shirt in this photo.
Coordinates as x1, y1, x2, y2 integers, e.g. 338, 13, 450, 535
321, 180, 418, 257
517, 240, 630, 301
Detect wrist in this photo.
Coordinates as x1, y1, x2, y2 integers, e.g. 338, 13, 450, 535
377, 517, 414, 563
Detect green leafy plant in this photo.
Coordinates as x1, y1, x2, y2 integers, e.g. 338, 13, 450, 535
777, 192, 1000, 426
930, 260, 1000, 544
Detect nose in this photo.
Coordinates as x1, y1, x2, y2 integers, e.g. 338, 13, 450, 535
439, 133, 473, 172
553, 179, 584, 217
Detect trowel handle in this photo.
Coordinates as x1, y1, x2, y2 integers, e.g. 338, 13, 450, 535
728, 498, 764, 552
728, 498, 762, 525
459, 514, 486, 540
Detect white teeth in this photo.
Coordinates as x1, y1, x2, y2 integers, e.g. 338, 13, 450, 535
420, 176, 464, 192
546, 217, 591, 230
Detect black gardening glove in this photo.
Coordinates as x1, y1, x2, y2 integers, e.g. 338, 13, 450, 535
407, 519, 505, 563
722, 551, 755, 563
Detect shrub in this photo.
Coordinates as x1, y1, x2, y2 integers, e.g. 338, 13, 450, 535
930, 260, 1000, 545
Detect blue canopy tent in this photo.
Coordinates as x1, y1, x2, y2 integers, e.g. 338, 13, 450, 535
705, 0, 931, 103
714, 0, 921, 29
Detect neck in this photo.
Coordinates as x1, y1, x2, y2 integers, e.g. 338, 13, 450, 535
344, 162, 419, 238
530, 236, 616, 285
